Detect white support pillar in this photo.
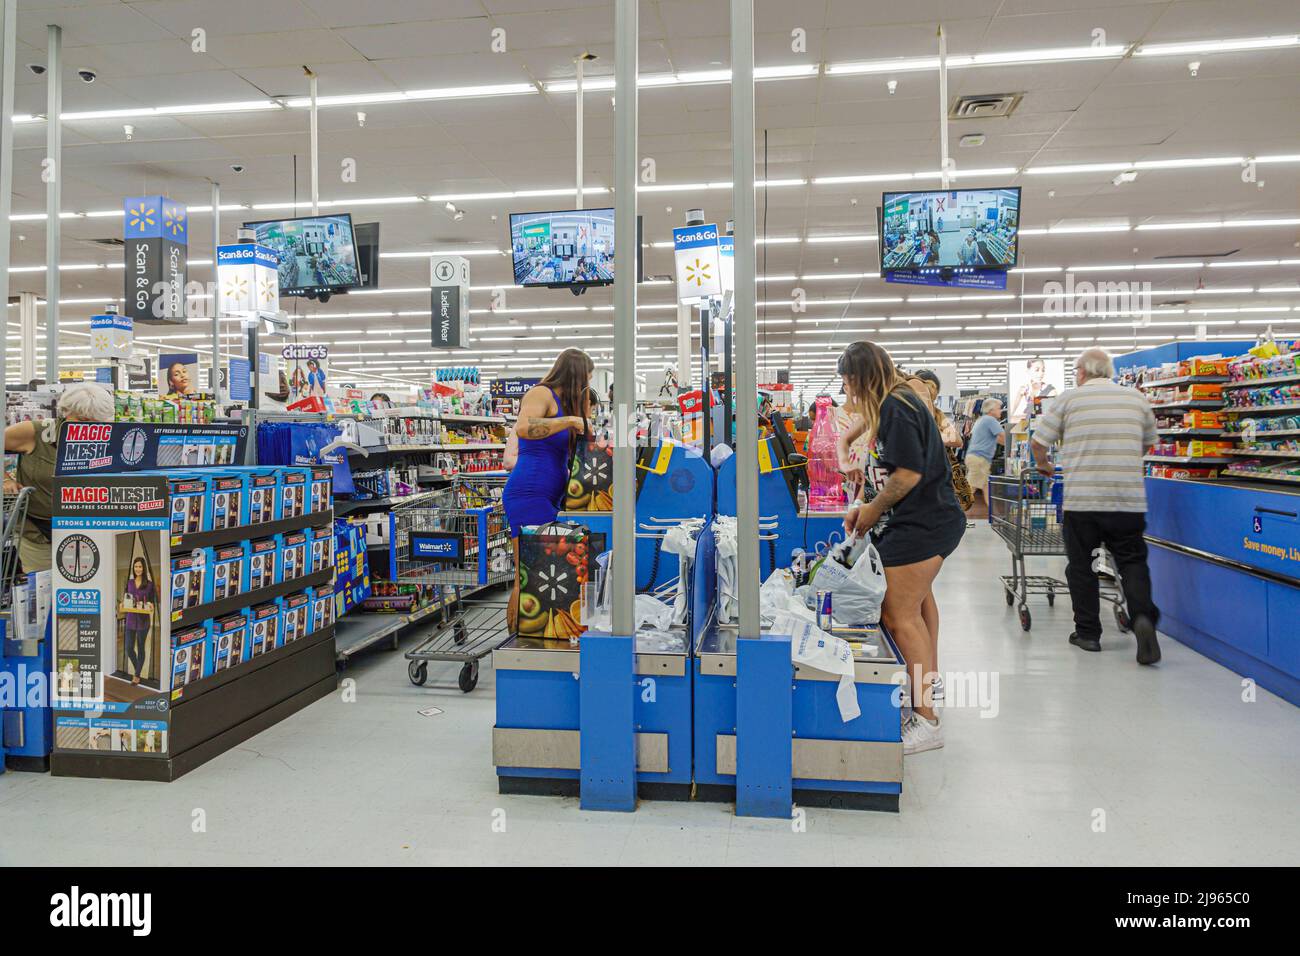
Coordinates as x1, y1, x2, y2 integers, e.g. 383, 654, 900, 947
0, 0, 15, 456
19, 291, 38, 383
730, 0, 760, 639
211, 181, 223, 403
676, 301, 693, 392
44, 24, 62, 380
307, 69, 319, 216
611, 0, 638, 636
575, 55, 584, 210
938, 25, 951, 189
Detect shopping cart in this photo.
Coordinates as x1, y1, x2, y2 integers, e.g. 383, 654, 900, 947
988, 469, 1128, 632
396, 476, 514, 692
1, 487, 33, 608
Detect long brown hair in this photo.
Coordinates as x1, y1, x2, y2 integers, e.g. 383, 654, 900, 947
837, 341, 918, 441
538, 348, 595, 451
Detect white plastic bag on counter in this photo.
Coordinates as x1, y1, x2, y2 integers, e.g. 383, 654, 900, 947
769, 610, 861, 723
807, 538, 887, 626
661, 518, 703, 625
714, 516, 738, 624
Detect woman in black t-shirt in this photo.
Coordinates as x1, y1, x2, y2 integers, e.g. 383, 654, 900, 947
835, 342, 966, 755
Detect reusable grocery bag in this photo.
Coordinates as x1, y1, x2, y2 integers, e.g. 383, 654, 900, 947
564, 434, 614, 511
807, 538, 887, 626
517, 522, 606, 640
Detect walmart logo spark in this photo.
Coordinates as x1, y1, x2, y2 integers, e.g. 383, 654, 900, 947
164, 207, 185, 237
127, 204, 157, 230
223, 276, 248, 300
684, 257, 713, 288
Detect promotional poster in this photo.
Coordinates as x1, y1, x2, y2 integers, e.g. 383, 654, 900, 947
1008, 358, 1066, 423
158, 352, 201, 399
283, 344, 329, 403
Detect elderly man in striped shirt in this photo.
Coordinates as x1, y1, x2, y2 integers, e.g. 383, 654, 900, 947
1031, 348, 1162, 665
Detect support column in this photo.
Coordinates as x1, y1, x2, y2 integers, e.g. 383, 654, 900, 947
211, 182, 222, 402
730, 0, 760, 639
1, 0, 16, 517
676, 301, 692, 392
19, 291, 37, 383
578, 0, 638, 814
44, 24, 61, 380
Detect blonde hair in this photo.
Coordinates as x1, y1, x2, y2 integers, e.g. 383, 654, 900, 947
837, 341, 917, 441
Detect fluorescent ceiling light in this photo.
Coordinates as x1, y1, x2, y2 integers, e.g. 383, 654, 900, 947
544, 64, 816, 93
1136, 218, 1300, 231
1134, 35, 1299, 57
827, 44, 1126, 76
284, 83, 537, 108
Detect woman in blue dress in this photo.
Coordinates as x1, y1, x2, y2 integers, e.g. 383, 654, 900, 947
503, 348, 594, 632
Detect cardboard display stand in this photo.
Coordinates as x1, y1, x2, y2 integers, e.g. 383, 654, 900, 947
48, 428, 336, 781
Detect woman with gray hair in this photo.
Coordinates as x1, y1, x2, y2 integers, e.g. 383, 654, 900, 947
4, 382, 115, 572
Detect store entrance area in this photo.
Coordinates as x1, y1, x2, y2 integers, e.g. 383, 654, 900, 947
3, 524, 1294, 867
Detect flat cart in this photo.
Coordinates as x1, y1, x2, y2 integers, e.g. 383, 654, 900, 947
988, 470, 1129, 632
396, 476, 514, 691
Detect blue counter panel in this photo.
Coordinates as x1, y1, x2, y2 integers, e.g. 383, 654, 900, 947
1147, 478, 1300, 581
496, 669, 579, 729
692, 667, 737, 787
634, 671, 693, 784
1149, 546, 1271, 661
1266, 581, 1300, 678
793, 680, 900, 743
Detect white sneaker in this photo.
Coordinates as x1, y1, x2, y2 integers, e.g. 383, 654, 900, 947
902, 714, 944, 755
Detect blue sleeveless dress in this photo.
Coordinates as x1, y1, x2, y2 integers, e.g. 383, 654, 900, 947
503, 387, 570, 538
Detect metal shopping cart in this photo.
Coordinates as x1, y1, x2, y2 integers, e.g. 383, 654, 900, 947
1, 487, 33, 607
987, 469, 1129, 632
397, 476, 514, 691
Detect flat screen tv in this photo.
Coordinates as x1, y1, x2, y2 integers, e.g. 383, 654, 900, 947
243, 213, 362, 298
509, 208, 616, 287
879, 187, 1021, 272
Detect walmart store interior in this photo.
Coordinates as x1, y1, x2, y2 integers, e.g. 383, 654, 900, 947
0, 0, 1298, 868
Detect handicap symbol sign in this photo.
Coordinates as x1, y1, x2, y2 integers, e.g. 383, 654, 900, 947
1253, 515, 1263, 534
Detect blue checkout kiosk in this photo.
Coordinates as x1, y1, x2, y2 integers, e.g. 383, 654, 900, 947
1120, 343, 1300, 706
493, 435, 905, 813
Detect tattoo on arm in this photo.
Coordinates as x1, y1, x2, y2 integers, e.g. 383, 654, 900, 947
872, 471, 919, 514
524, 418, 551, 440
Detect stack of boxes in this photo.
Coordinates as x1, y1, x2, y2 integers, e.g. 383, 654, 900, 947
161, 465, 337, 689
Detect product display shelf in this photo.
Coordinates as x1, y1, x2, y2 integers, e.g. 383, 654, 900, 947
1222, 403, 1300, 415
1226, 448, 1300, 458
1137, 374, 1230, 389
337, 489, 446, 515
1222, 467, 1300, 485
357, 442, 506, 455
1143, 455, 1234, 465
51, 624, 337, 782
1222, 371, 1300, 390
1149, 400, 1224, 411
1225, 428, 1300, 438
1157, 428, 1227, 438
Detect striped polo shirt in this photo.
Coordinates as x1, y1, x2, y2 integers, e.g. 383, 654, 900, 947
1032, 378, 1158, 512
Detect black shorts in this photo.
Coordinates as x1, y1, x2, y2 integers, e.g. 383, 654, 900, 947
873, 516, 966, 568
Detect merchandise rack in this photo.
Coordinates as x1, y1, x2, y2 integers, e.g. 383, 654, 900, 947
1222, 371, 1300, 389
334, 594, 455, 661
1143, 455, 1234, 465
1137, 374, 1230, 389
1222, 402, 1300, 415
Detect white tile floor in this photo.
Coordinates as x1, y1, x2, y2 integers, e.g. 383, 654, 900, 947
2, 523, 1297, 866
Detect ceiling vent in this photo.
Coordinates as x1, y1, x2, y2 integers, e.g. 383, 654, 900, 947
948, 93, 1022, 120
82, 237, 124, 248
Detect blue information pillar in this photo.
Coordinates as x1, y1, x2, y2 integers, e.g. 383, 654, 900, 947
735, 633, 793, 818
579, 635, 637, 811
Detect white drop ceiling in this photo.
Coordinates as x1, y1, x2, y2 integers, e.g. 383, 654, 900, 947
3, 0, 1300, 392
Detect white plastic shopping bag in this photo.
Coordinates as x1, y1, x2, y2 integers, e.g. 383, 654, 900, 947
770, 610, 861, 723
807, 538, 887, 626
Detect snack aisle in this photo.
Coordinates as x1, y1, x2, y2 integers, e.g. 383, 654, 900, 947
1120, 341, 1300, 705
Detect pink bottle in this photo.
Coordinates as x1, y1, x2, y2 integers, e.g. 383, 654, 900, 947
806, 396, 846, 512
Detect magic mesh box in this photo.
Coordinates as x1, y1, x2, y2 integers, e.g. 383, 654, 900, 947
207, 543, 247, 602
247, 536, 279, 591
281, 591, 310, 645
246, 469, 280, 526
309, 583, 335, 634
280, 467, 309, 519
170, 550, 208, 619
208, 473, 245, 531
170, 622, 210, 688
249, 601, 282, 657
308, 525, 334, 575
168, 476, 209, 536
211, 609, 250, 673
279, 530, 308, 583
309, 465, 334, 514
